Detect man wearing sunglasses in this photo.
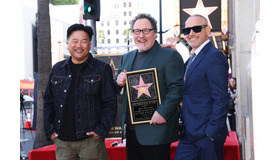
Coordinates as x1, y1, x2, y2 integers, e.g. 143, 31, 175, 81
175, 14, 230, 160
116, 13, 183, 160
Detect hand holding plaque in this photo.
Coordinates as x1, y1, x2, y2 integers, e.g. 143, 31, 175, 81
125, 68, 161, 124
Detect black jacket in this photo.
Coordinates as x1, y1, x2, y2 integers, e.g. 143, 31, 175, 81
44, 54, 117, 140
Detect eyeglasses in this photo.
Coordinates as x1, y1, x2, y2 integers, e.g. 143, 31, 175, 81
182, 25, 208, 35
132, 28, 154, 35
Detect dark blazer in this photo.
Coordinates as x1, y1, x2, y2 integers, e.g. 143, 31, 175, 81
116, 41, 184, 145
182, 42, 230, 142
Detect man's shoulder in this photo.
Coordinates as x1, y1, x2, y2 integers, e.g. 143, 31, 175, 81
202, 42, 223, 55
52, 59, 67, 69
157, 46, 183, 61
203, 43, 228, 64
159, 46, 178, 54
88, 57, 110, 71
121, 49, 137, 60
92, 57, 107, 66
124, 49, 137, 56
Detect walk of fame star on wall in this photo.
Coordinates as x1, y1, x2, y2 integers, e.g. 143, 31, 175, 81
183, 0, 218, 29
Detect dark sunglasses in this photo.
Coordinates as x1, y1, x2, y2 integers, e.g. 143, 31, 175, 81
182, 25, 208, 35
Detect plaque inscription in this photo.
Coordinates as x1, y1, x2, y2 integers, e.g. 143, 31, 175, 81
126, 68, 161, 124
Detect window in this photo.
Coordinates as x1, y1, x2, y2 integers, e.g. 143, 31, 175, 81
116, 38, 119, 43
129, 11, 132, 16
124, 21, 127, 25
107, 21, 110, 26
23, 89, 28, 95
115, 20, 119, 26
107, 39, 111, 44
30, 89, 34, 97
101, 21, 104, 26
107, 30, 110, 35
123, 2, 126, 8
124, 12, 127, 16
116, 30, 119, 35
129, 2, 132, 7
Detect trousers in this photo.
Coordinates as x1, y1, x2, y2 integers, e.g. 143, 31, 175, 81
126, 129, 171, 160
54, 136, 108, 160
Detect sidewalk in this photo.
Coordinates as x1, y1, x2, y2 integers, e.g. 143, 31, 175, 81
20, 109, 36, 159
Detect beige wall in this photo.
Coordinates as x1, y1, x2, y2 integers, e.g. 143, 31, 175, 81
229, 0, 258, 159
231, 0, 280, 159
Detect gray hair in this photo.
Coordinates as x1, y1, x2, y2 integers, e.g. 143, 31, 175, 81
130, 13, 158, 32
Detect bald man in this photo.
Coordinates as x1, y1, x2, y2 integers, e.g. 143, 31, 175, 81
175, 14, 230, 160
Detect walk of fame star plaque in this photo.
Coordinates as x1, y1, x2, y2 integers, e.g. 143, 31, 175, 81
126, 68, 161, 124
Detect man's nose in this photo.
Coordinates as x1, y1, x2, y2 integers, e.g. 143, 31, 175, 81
76, 41, 82, 47
138, 31, 145, 36
189, 29, 195, 35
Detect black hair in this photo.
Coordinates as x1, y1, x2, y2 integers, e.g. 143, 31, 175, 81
130, 13, 158, 32
67, 23, 94, 41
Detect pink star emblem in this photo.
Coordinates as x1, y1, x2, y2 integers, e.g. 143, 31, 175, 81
132, 76, 153, 99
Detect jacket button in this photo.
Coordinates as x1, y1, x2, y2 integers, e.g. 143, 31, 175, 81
58, 120, 60, 123
64, 90, 67, 93
69, 75, 71, 78
60, 105, 63, 108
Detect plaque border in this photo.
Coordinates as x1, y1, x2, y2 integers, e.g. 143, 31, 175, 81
126, 68, 161, 124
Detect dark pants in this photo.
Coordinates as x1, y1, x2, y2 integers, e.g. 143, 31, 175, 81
126, 129, 171, 160
228, 114, 236, 131
175, 134, 226, 160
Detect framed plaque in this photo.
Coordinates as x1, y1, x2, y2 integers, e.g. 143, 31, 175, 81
126, 68, 161, 124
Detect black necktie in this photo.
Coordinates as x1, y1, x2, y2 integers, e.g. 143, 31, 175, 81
184, 52, 196, 80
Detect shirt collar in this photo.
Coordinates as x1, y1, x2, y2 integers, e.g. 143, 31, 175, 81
191, 39, 210, 55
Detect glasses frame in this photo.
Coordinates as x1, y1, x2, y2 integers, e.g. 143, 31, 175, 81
182, 25, 208, 35
132, 28, 154, 35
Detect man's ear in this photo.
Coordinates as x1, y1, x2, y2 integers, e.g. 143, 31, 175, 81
206, 26, 211, 35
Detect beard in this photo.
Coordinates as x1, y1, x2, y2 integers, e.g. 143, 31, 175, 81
136, 38, 153, 52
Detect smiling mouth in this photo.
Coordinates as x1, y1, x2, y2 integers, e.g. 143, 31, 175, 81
188, 36, 198, 41
75, 49, 84, 53
137, 38, 146, 43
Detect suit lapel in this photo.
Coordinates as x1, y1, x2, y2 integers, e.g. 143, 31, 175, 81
184, 42, 212, 89
141, 41, 159, 69
126, 50, 137, 72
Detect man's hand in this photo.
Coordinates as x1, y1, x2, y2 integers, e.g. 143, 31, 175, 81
179, 101, 183, 109
87, 131, 102, 141
150, 111, 166, 125
160, 44, 177, 51
117, 70, 127, 87
50, 132, 58, 141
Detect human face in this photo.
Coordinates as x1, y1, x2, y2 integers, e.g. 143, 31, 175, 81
67, 31, 91, 64
229, 78, 236, 87
184, 16, 210, 51
133, 18, 157, 52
